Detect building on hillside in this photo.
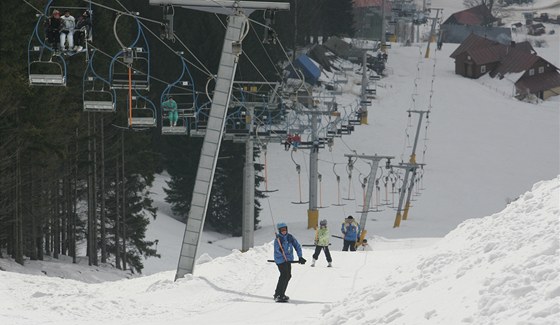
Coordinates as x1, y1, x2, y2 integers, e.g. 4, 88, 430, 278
442, 4, 496, 26
451, 33, 560, 100
491, 48, 560, 100
441, 4, 511, 44
449, 33, 525, 78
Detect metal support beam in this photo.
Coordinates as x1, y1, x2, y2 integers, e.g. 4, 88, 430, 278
425, 8, 442, 58
174, 14, 246, 280
308, 111, 319, 228
242, 106, 255, 251
392, 163, 413, 228
402, 110, 427, 220
360, 51, 369, 124
167, 0, 289, 280
344, 154, 393, 232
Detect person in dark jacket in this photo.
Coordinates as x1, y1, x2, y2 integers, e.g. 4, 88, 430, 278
273, 222, 306, 302
44, 9, 62, 51
341, 215, 360, 251
74, 11, 92, 51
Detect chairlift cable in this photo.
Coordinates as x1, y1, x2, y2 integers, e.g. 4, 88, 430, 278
244, 15, 306, 87
249, 21, 281, 76
93, 0, 214, 79
137, 19, 213, 79
214, 15, 287, 104
173, 33, 213, 77
22, 0, 43, 15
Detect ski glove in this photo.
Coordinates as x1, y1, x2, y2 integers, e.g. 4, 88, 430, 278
299, 257, 307, 264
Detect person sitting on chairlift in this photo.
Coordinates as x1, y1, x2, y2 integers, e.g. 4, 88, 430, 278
59, 9, 76, 52
44, 9, 62, 52
74, 11, 92, 51
292, 133, 301, 151
162, 96, 178, 127
284, 134, 292, 151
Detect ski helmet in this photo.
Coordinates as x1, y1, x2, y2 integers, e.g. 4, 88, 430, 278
277, 222, 287, 232
319, 219, 327, 227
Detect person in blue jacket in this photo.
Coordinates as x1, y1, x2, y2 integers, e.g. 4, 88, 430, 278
341, 215, 361, 251
273, 222, 306, 302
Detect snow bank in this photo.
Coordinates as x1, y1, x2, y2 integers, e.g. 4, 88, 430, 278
322, 176, 560, 324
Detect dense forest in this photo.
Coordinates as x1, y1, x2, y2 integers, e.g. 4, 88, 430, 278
0, 0, 354, 273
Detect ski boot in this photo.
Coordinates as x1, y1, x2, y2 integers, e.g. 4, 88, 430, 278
274, 295, 289, 303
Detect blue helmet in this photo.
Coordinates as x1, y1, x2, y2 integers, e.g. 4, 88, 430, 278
277, 222, 287, 231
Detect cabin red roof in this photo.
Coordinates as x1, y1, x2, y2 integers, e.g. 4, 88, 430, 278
493, 49, 541, 76
444, 4, 496, 26
516, 71, 560, 93
450, 33, 497, 59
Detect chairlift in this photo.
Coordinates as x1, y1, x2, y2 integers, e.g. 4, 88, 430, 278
28, 14, 67, 86
83, 50, 116, 112
27, 1, 94, 86
161, 54, 196, 135
109, 14, 150, 91
83, 89, 115, 112
28, 59, 66, 86
128, 93, 157, 128
110, 48, 150, 90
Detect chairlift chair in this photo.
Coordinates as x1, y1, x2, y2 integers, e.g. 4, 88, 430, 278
110, 50, 150, 90
28, 1, 94, 86
83, 89, 115, 112
128, 94, 157, 128
28, 17, 67, 86
110, 15, 151, 91
83, 51, 116, 112
161, 54, 197, 135
28, 60, 66, 86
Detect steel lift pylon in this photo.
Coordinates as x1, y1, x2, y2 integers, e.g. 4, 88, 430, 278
149, 0, 289, 280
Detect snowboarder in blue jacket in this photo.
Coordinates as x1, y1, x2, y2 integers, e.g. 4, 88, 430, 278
341, 216, 360, 251
273, 222, 306, 302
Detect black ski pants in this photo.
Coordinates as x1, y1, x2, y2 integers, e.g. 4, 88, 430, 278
274, 262, 292, 297
342, 240, 356, 251
312, 245, 332, 262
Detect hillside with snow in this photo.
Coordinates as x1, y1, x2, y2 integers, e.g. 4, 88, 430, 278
1, 0, 559, 324
1, 177, 558, 325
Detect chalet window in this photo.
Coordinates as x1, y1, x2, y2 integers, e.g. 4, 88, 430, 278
529, 69, 535, 76
538, 66, 544, 73
481, 65, 487, 73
